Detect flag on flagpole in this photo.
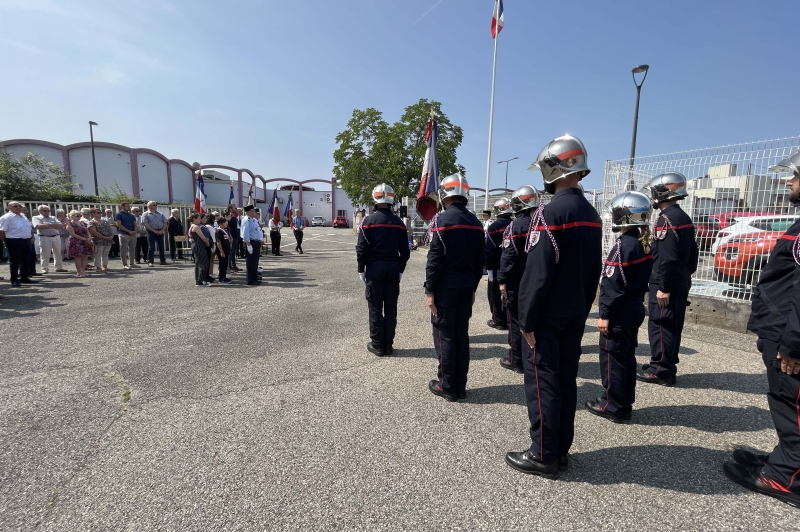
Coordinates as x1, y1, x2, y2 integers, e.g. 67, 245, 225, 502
416, 118, 440, 222
247, 183, 254, 206
228, 182, 235, 204
491, 0, 504, 38
267, 188, 278, 216
284, 192, 294, 227
194, 172, 206, 213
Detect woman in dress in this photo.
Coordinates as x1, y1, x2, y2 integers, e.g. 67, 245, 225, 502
188, 213, 211, 287
87, 208, 114, 273
65, 210, 93, 277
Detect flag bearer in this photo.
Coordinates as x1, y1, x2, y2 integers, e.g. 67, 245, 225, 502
356, 184, 410, 357
585, 191, 653, 423
425, 173, 485, 402
637, 172, 698, 387
497, 185, 541, 373
485, 197, 514, 331
505, 135, 602, 479
724, 150, 800, 508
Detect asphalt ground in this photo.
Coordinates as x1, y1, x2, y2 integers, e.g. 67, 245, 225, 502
0, 227, 796, 531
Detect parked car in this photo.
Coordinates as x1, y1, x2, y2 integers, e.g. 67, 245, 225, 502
715, 211, 776, 230
311, 216, 325, 227
695, 214, 722, 251
714, 230, 786, 287
711, 215, 799, 254
332, 216, 349, 228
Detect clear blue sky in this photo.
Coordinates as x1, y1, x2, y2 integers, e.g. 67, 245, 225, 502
0, 0, 797, 192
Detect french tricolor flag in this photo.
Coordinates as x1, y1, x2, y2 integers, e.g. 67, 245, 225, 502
491, 0, 504, 39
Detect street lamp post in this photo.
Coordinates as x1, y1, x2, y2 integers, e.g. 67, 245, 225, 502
629, 65, 649, 174
497, 157, 519, 192
89, 121, 99, 196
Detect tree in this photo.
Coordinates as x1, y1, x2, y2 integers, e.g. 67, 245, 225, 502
0, 150, 77, 202
333, 99, 465, 206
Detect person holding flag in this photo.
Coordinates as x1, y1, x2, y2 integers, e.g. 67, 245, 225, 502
269, 205, 284, 256
194, 171, 206, 213
415, 114, 440, 222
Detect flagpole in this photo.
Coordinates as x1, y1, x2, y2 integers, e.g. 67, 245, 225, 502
484, 7, 500, 211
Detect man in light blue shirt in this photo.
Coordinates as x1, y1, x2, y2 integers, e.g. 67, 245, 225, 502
241, 205, 264, 285
292, 209, 306, 254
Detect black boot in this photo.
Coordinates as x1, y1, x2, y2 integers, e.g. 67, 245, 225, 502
504, 451, 559, 480
723, 461, 800, 508
636, 368, 676, 387
585, 400, 627, 424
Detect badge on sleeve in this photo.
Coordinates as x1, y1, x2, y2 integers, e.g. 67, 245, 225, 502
604, 264, 615, 278
528, 230, 540, 248
502, 237, 510, 248
654, 226, 667, 241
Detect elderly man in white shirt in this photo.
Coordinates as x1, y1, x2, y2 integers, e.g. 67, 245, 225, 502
0, 201, 38, 287
32, 205, 67, 274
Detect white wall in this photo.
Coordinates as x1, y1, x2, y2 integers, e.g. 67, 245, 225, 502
2, 144, 64, 168
171, 162, 194, 204
136, 152, 169, 202
68, 146, 133, 196
203, 180, 234, 207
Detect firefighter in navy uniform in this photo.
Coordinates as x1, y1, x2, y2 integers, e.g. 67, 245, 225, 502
485, 197, 514, 330
585, 191, 653, 424
505, 135, 602, 479
723, 150, 800, 508
637, 172, 699, 387
497, 185, 541, 374
425, 173, 486, 402
356, 184, 411, 357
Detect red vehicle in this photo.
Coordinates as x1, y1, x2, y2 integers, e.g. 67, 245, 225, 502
713, 230, 784, 287
332, 216, 349, 228
715, 211, 776, 230
695, 214, 722, 250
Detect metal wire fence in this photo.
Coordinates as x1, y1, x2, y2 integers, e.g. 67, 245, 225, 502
602, 136, 800, 301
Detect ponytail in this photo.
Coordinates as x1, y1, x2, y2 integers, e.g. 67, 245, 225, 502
639, 226, 652, 254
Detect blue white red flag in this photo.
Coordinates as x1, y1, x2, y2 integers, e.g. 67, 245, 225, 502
267, 188, 278, 215
491, 0, 504, 38
194, 173, 206, 213
416, 119, 440, 222
229, 183, 235, 204
247, 183, 254, 206
284, 192, 293, 226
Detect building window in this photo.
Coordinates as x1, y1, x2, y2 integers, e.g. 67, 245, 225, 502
337, 210, 347, 217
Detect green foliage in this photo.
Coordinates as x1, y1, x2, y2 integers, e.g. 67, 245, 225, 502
99, 182, 139, 204
0, 149, 77, 202
332, 99, 465, 206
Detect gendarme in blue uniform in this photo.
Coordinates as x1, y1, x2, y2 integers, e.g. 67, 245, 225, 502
596, 229, 653, 419
356, 207, 410, 354
425, 202, 485, 397
517, 187, 602, 464
747, 218, 800, 492
485, 215, 513, 328
642, 203, 697, 382
497, 210, 532, 371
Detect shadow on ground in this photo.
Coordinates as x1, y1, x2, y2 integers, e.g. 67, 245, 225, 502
562, 445, 742, 495
632, 405, 772, 433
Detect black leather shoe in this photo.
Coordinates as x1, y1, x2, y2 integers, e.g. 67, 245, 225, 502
723, 461, 800, 508
504, 451, 559, 480
499, 358, 524, 374
246, 281, 261, 285
585, 400, 627, 424
367, 343, 383, 356
12, 280, 21, 288
486, 319, 507, 330
384, 346, 394, 357
20, 278, 38, 284
733, 449, 769, 469
636, 368, 675, 387
558, 455, 569, 472
428, 380, 457, 402
457, 390, 466, 400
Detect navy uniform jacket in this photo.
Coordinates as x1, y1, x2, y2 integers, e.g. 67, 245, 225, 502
650, 204, 698, 293
356, 208, 410, 273
748, 219, 800, 357
424, 202, 485, 294
518, 188, 603, 332
599, 229, 653, 325
497, 211, 532, 289
484, 215, 513, 271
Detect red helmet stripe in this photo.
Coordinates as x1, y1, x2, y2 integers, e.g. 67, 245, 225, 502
556, 147, 584, 161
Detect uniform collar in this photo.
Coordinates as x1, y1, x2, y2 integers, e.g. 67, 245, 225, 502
620, 228, 640, 238
446, 202, 467, 212
660, 203, 682, 215
551, 187, 584, 201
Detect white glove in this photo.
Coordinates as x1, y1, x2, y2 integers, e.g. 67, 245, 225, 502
247, 244, 253, 255
398, 272, 403, 282
359, 273, 366, 285
487, 271, 494, 282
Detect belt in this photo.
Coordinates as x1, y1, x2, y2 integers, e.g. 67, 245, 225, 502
39, 234, 59, 237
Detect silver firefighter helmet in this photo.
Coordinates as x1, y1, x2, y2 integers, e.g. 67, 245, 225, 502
438, 173, 470, 202
529, 135, 591, 189
610, 191, 652, 231
643, 172, 688, 205
769, 149, 800, 175
510, 184, 541, 213
492, 197, 513, 216
371, 183, 396, 205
